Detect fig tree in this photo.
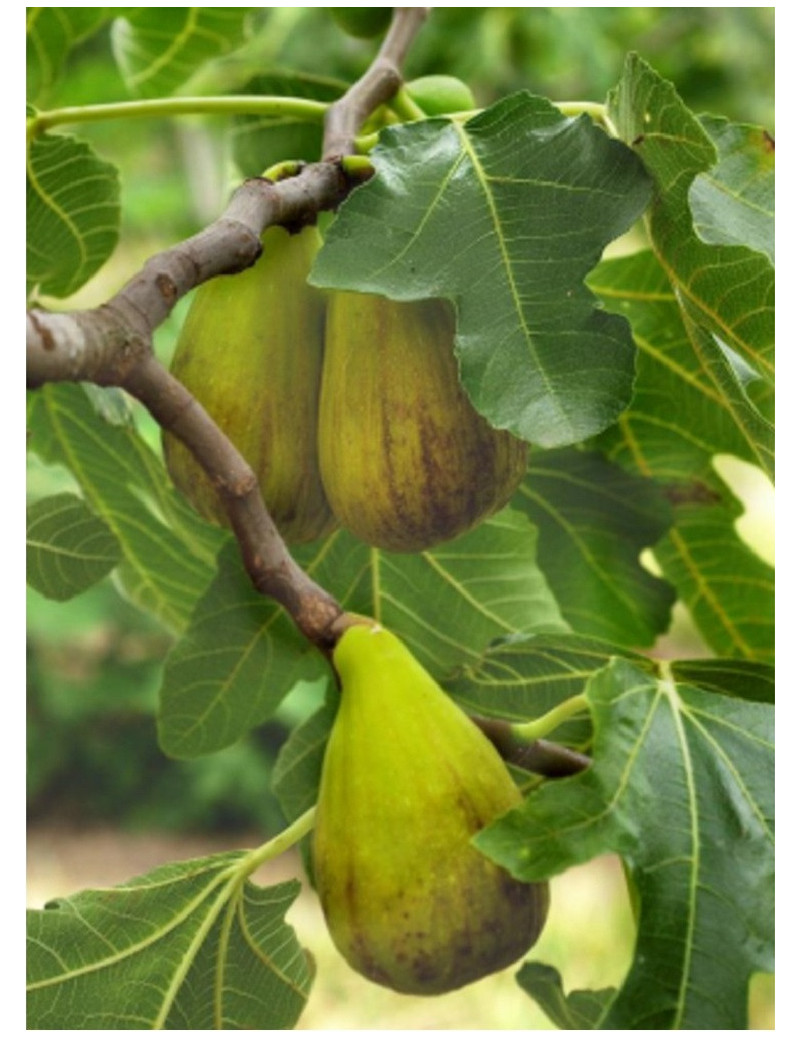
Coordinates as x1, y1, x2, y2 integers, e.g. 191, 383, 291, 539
313, 619, 549, 995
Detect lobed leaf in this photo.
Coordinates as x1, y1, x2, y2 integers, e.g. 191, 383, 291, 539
27, 854, 312, 1029
609, 54, 774, 394
590, 250, 774, 662
311, 92, 652, 447
478, 657, 774, 1029
26, 492, 121, 601
26, 131, 120, 299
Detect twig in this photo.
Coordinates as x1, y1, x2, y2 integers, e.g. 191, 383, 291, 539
323, 8, 431, 158
26, 9, 431, 650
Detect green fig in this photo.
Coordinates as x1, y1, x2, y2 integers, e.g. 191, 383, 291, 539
313, 620, 549, 995
406, 74, 477, 116
328, 7, 392, 39
163, 225, 335, 544
317, 293, 529, 552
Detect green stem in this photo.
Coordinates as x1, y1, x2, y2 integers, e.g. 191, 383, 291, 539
27, 95, 329, 137
239, 806, 317, 876
511, 693, 590, 742
388, 85, 428, 122
555, 100, 616, 135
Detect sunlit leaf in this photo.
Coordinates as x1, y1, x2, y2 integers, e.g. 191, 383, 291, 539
479, 658, 774, 1029
26, 7, 116, 102
26, 492, 121, 600
111, 8, 254, 98
27, 854, 313, 1029
311, 93, 652, 447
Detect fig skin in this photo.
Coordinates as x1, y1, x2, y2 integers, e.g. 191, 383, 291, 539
163, 225, 335, 544
318, 293, 529, 552
313, 621, 549, 996
406, 74, 477, 115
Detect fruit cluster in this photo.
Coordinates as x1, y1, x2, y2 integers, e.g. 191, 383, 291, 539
163, 225, 545, 996
163, 224, 528, 552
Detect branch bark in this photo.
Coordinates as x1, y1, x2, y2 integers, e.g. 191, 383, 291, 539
26, 8, 431, 650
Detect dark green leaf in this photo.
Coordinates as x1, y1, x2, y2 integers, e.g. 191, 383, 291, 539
27, 855, 312, 1029
111, 8, 254, 98
516, 963, 615, 1029
26, 492, 121, 600
311, 93, 652, 447
512, 448, 674, 647
690, 115, 775, 263
27, 384, 222, 632
671, 658, 774, 705
478, 658, 774, 1029
26, 131, 120, 299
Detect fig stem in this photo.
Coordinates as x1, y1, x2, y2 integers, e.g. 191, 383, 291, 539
511, 693, 591, 743
243, 807, 317, 874
263, 159, 306, 182
388, 85, 428, 122
27, 95, 329, 138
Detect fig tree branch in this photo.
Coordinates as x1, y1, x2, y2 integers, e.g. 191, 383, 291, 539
26, 7, 432, 651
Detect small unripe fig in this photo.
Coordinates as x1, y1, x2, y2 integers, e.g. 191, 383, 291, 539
163, 225, 335, 544
328, 7, 392, 39
313, 620, 549, 995
318, 293, 529, 552
406, 74, 477, 115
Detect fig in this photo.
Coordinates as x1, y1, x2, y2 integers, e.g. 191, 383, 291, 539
317, 293, 529, 551
163, 224, 335, 544
406, 74, 477, 115
313, 620, 549, 995
328, 7, 392, 39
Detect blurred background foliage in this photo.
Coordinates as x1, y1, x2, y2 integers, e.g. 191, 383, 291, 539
28, 7, 774, 835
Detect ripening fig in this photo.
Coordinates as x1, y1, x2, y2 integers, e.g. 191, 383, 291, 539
313, 620, 549, 995
317, 293, 529, 552
163, 224, 335, 544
